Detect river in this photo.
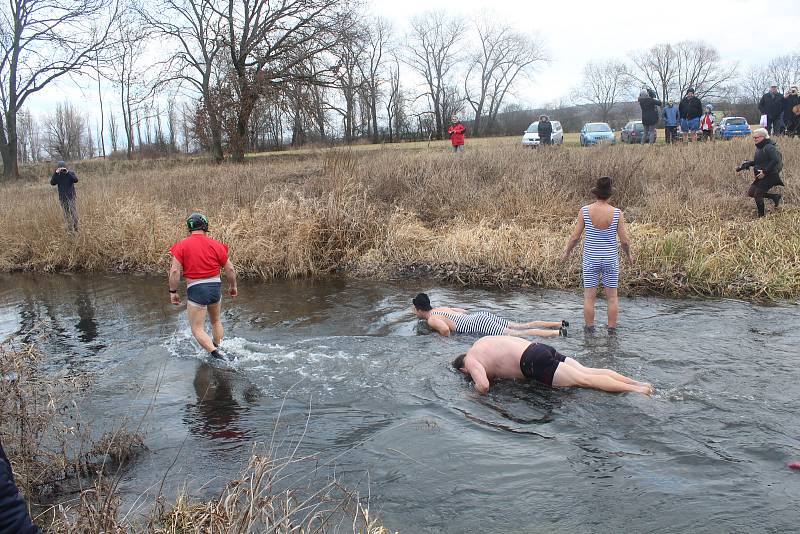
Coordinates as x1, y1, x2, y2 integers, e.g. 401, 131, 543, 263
1, 274, 798, 532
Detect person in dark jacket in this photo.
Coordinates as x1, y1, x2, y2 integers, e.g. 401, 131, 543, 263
537, 114, 553, 146
737, 128, 784, 217
679, 87, 703, 142
49, 160, 79, 232
783, 86, 800, 137
662, 99, 680, 144
0, 439, 40, 533
759, 84, 785, 136
638, 88, 661, 144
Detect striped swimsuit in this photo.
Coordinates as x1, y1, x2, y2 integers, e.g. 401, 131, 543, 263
582, 205, 620, 289
431, 311, 509, 336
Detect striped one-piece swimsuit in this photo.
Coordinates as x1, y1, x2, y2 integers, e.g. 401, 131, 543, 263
582, 205, 620, 288
431, 311, 509, 336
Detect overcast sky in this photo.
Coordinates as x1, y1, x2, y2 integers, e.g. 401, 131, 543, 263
25, 0, 800, 118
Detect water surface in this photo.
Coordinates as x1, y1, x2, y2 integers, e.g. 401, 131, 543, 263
1, 274, 798, 532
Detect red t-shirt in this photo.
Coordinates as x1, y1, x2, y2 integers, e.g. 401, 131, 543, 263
170, 233, 229, 279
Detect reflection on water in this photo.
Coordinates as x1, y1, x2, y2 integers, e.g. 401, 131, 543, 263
0, 273, 799, 533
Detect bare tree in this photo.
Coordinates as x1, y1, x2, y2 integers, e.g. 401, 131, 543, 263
331, 23, 366, 143
45, 102, 85, 160
357, 17, 390, 143
739, 65, 771, 105
629, 43, 678, 103
384, 57, 400, 142
464, 20, 546, 136
576, 60, 630, 123
766, 54, 800, 93
108, 112, 118, 152
405, 11, 465, 139
219, 0, 351, 162
674, 41, 737, 100
0, 0, 118, 178
141, 0, 225, 161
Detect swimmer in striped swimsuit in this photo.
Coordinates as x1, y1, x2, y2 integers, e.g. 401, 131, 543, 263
562, 176, 634, 333
412, 293, 568, 338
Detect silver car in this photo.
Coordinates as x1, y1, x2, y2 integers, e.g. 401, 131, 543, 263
522, 120, 564, 147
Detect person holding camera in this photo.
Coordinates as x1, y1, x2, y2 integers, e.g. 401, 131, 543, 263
49, 160, 79, 233
447, 115, 466, 153
638, 88, 661, 144
759, 84, 785, 136
537, 115, 553, 146
737, 128, 784, 218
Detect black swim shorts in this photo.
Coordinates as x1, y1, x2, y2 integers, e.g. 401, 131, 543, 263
187, 282, 222, 307
520, 343, 566, 387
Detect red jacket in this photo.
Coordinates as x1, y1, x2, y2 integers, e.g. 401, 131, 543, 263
448, 123, 466, 146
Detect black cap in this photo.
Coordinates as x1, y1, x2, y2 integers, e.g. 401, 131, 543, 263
412, 293, 432, 311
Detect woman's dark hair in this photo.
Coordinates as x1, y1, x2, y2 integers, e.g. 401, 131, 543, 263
452, 354, 467, 370
591, 176, 613, 200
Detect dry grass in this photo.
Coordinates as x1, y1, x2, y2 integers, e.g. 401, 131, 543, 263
2, 137, 799, 299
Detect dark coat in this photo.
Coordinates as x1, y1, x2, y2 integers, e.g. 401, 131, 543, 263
639, 96, 662, 126
0, 441, 40, 534
538, 120, 553, 138
679, 96, 703, 120
759, 91, 785, 118
752, 138, 784, 190
784, 94, 800, 119
50, 170, 79, 202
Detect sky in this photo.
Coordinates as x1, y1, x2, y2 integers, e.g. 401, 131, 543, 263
23, 0, 800, 124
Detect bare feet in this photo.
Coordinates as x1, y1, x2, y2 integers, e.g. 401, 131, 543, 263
635, 384, 654, 396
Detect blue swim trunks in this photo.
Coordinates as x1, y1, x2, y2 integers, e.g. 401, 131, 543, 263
680, 117, 700, 133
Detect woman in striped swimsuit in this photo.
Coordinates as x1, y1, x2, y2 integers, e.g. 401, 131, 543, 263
562, 177, 634, 333
412, 293, 567, 338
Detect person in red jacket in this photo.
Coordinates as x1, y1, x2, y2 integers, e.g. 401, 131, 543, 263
447, 115, 466, 153
169, 213, 238, 359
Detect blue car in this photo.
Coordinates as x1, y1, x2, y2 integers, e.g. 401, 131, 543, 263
580, 122, 616, 146
715, 117, 751, 140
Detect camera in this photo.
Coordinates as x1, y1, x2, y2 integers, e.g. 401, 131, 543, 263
735, 160, 754, 173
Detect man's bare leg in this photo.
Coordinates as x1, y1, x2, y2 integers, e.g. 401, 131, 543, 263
583, 287, 597, 327
508, 320, 563, 329
562, 358, 651, 388
503, 327, 559, 338
207, 300, 224, 347
606, 288, 619, 328
187, 304, 215, 352
553, 358, 652, 395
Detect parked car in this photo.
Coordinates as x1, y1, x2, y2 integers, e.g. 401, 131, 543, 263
620, 120, 645, 144
521, 120, 564, 147
579, 122, 616, 146
715, 116, 751, 140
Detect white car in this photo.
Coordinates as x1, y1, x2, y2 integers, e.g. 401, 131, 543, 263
522, 120, 564, 147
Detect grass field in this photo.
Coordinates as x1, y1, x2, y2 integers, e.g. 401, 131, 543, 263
2, 135, 798, 299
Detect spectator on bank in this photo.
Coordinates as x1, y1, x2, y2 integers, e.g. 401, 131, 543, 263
49, 160, 79, 233
738, 128, 784, 218
700, 105, 715, 141
0, 439, 40, 533
638, 88, 661, 144
784, 85, 800, 137
448, 116, 466, 153
759, 84, 785, 135
679, 87, 703, 142
662, 99, 680, 144
538, 115, 553, 146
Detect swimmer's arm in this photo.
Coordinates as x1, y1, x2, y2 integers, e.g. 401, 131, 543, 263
467, 362, 490, 395
168, 257, 182, 304
223, 259, 238, 296
427, 317, 451, 337
451, 307, 467, 313
617, 212, 635, 263
561, 212, 585, 260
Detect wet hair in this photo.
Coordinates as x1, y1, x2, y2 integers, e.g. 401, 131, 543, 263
452, 353, 467, 370
591, 176, 613, 200
412, 292, 432, 311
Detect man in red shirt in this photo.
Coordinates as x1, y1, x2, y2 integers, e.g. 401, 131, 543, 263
447, 115, 466, 153
169, 213, 238, 359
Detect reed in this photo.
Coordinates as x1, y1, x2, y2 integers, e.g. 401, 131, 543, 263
2, 137, 798, 299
